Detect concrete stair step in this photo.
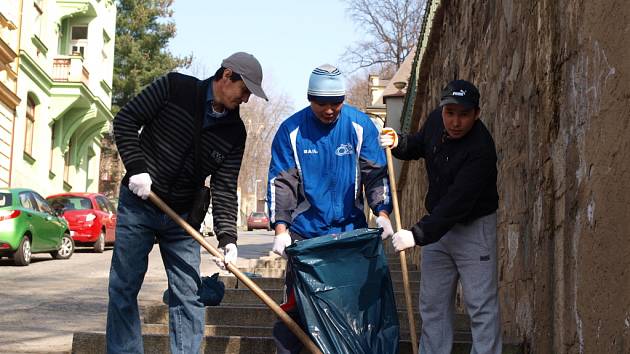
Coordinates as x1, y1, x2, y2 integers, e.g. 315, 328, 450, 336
239, 268, 422, 282
386, 260, 419, 270
389, 270, 420, 282
257, 257, 287, 268
220, 288, 420, 309
236, 254, 415, 272
386, 254, 417, 262
240, 257, 287, 269
387, 256, 415, 268
72, 331, 277, 354
220, 276, 284, 289
242, 268, 285, 278
72, 331, 523, 354
238, 256, 414, 270
221, 288, 284, 305
398, 340, 523, 354
143, 323, 273, 337
142, 305, 467, 332
141, 324, 450, 342
218, 276, 420, 293
234, 252, 420, 276
142, 323, 464, 341
387, 262, 419, 272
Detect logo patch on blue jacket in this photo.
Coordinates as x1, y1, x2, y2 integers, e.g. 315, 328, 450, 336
335, 143, 354, 156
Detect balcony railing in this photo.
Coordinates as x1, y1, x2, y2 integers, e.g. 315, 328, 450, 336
52, 56, 89, 86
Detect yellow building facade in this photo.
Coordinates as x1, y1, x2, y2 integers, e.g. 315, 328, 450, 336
0, 2, 21, 187
0, 0, 115, 195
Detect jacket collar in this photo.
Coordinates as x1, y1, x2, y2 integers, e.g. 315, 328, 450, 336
198, 77, 240, 121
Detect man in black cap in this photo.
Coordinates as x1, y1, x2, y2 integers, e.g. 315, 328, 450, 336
380, 80, 502, 354
107, 52, 267, 354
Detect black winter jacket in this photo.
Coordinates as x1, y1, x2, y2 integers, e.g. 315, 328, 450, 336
113, 73, 246, 246
392, 108, 498, 245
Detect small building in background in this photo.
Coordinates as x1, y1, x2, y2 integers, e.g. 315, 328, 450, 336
381, 46, 416, 182
365, 74, 389, 129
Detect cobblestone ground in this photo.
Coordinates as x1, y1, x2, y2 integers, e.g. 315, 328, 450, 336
0, 231, 273, 353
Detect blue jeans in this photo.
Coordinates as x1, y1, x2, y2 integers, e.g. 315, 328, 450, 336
106, 186, 205, 354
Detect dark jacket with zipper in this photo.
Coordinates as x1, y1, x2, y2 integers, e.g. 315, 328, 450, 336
113, 72, 245, 246
392, 108, 498, 246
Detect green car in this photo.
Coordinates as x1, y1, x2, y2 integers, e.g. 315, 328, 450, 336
0, 188, 74, 266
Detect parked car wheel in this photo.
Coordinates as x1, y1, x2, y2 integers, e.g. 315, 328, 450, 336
51, 233, 74, 259
13, 236, 32, 266
93, 230, 105, 253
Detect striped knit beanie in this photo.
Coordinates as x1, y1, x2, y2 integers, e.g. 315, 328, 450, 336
307, 64, 346, 103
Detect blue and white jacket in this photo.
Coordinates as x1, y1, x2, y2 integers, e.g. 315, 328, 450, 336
267, 104, 392, 238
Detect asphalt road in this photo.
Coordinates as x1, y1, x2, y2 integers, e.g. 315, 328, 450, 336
0, 230, 274, 354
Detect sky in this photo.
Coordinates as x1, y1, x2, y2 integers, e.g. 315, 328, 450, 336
167, 0, 366, 110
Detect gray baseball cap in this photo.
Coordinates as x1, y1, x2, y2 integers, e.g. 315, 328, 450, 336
221, 52, 268, 101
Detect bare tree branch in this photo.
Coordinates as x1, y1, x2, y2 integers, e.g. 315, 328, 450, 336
238, 92, 293, 200
342, 0, 426, 72
345, 70, 372, 110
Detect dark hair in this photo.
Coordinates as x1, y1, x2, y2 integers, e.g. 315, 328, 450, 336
213, 67, 243, 82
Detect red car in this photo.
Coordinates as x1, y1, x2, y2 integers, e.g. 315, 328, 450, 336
247, 212, 271, 231
46, 193, 117, 253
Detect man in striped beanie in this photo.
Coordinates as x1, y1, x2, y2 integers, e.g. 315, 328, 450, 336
266, 64, 395, 353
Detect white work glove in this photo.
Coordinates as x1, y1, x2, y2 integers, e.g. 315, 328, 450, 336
392, 229, 416, 252
376, 215, 394, 240
213, 243, 238, 270
272, 232, 292, 258
129, 173, 152, 199
380, 127, 399, 148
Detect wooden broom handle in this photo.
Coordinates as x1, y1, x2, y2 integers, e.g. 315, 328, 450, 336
148, 192, 322, 354
385, 148, 419, 354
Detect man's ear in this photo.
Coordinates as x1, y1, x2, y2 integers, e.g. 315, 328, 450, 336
223, 68, 233, 80
474, 107, 481, 120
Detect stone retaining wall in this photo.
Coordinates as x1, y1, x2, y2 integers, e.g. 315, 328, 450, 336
397, 1, 630, 352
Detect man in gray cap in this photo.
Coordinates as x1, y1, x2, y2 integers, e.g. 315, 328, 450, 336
107, 52, 267, 354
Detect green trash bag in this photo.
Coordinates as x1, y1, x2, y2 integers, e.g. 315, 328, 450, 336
284, 228, 400, 354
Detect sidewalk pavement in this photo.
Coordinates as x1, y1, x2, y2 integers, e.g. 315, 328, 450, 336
0, 230, 274, 354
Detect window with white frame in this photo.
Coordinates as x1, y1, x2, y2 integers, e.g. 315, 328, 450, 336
71, 25, 88, 57
24, 97, 36, 156
63, 149, 70, 182
33, 0, 44, 39
102, 29, 111, 61
49, 122, 56, 171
